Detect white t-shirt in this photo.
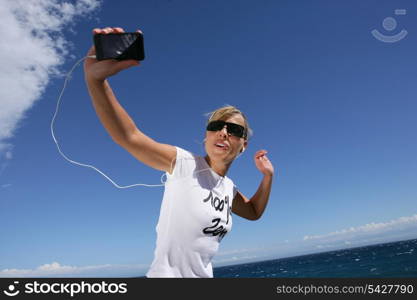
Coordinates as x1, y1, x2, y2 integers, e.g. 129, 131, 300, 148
146, 146, 237, 278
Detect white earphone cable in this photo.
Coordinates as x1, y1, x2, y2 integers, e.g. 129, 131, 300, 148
51, 56, 218, 189
51, 56, 166, 188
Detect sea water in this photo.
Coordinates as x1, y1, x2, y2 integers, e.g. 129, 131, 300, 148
213, 238, 417, 278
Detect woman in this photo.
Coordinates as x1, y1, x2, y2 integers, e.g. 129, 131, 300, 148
84, 27, 275, 278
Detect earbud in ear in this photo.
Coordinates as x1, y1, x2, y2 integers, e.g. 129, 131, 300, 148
241, 147, 245, 153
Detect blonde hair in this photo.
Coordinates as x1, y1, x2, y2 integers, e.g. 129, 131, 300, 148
205, 105, 253, 140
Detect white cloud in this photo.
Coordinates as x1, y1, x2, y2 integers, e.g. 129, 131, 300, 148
0, 262, 148, 278
0, 0, 100, 158
214, 214, 417, 266
216, 247, 262, 257
303, 214, 417, 241
213, 255, 260, 266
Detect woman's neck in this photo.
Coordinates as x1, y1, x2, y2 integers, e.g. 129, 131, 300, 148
204, 155, 232, 177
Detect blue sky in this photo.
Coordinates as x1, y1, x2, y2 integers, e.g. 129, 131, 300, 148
0, 0, 416, 277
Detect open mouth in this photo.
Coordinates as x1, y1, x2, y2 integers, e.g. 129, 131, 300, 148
215, 142, 229, 150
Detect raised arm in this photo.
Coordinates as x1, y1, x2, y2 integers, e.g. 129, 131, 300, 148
84, 27, 176, 174
232, 150, 274, 220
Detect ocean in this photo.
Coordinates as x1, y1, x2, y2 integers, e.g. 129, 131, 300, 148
213, 238, 417, 278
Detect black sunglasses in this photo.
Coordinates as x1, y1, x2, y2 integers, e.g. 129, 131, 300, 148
206, 120, 247, 138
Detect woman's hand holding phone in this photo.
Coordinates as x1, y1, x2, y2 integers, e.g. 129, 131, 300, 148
84, 27, 141, 82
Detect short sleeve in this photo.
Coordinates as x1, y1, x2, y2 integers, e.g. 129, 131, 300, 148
165, 146, 197, 180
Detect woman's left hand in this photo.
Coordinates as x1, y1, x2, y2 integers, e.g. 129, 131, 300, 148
254, 150, 274, 177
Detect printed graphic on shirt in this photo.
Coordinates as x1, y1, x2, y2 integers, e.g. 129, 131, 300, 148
202, 190, 232, 241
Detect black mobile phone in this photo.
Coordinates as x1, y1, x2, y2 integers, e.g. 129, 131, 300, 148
93, 32, 145, 61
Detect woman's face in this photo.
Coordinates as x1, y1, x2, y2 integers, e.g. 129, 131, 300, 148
205, 114, 248, 164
